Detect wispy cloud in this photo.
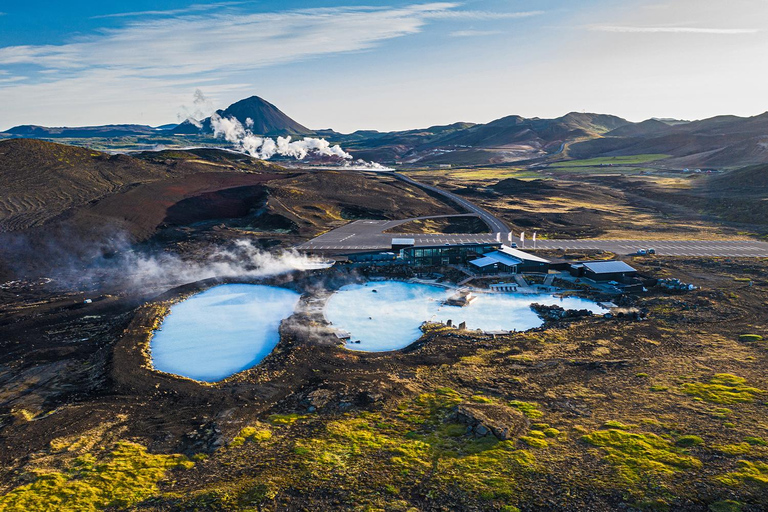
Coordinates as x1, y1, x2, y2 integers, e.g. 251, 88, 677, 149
0, 4, 455, 77
90, 2, 250, 19
590, 25, 759, 35
425, 10, 544, 20
450, 30, 502, 37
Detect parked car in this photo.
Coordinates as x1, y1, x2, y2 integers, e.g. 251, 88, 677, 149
648, 248, 656, 254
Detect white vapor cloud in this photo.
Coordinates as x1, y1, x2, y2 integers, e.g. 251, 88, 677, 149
211, 114, 352, 160
119, 240, 331, 290
590, 25, 759, 35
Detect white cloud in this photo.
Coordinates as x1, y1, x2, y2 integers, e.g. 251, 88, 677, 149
90, 2, 249, 19
450, 30, 502, 37
425, 10, 544, 20
0, 4, 459, 77
590, 25, 759, 35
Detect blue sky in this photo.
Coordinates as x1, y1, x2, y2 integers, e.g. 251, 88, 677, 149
0, 1, 766, 131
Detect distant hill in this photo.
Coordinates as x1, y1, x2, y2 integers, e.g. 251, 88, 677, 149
424, 112, 629, 149
569, 112, 768, 168
3, 94, 768, 169
174, 95, 313, 136
337, 112, 630, 164
2, 124, 158, 138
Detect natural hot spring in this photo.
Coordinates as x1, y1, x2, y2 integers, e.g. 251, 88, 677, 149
324, 281, 607, 352
151, 284, 300, 382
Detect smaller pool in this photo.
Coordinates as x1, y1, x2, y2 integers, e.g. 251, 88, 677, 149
324, 281, 607, 352
151, 284, 300, 382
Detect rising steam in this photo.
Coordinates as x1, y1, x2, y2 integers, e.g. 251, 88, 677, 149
110, 239, 332, 290
210, 114, 390, 169
211, 113, 351, 160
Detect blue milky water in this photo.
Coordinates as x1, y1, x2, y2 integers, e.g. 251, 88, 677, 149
324, 281, 606, 352
151, 284, 300, 382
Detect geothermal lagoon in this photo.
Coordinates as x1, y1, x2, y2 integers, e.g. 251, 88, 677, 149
324, 281, 607, 352
151, 284, 300, 382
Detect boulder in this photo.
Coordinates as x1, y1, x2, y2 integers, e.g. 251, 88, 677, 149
453, 403, 529, 440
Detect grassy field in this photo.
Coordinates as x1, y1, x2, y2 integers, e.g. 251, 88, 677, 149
552, 154, 672, 168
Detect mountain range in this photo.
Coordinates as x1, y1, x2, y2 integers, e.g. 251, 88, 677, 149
2, 95, 768, 168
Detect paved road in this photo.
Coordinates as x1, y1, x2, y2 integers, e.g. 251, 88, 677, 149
533, 239, 768, 257
392, 173, 511, 236
298, 221, 768, 256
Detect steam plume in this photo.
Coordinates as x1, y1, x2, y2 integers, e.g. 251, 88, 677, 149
211, 113, 352, 160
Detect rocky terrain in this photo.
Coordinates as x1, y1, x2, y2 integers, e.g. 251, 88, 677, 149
0, 140, 766, 511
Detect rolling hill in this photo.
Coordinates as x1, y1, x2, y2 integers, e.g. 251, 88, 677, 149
0, 139, 166, 231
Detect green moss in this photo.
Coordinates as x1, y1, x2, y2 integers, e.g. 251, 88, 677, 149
713, 443, 751, 456
520, 436, 548, 449
602, 421, 635, 430
716, 460, 768, 487
0, 442, 192, 511
674, 435, 704, 448
230, 427, 272, 448
509, 400, 543, 419
711, 407, 733, 419
470, 395, 494, 404
268, 413, 308, 426
293, 389, 535, 501
682, 374, 764, 404
738, 334, 763, 342
708, 500, 743, 512
581, 429, 701, 485
650, 385, 669, 392
635, 373, 649, 378
744, 436, 767, 446
543, 428, 560, 438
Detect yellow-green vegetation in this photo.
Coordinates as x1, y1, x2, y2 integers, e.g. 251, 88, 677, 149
681, 374, 764, 404
293, 388, 537, 503
675, 435, 704, 448
268, 413, 307, 425
716, 460, 768, 487
519, 435, 548, 449
602, 420, 635, 430
554, 154, 671, 168
709, 500, 744, 512
0, 441, 192, 512
509, 400, 543, 419
744, 436, 767, 446
738, 334, 763, 342
230, 426, 272, 448
581, 428, 701, 485
713, 443, 752, 456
